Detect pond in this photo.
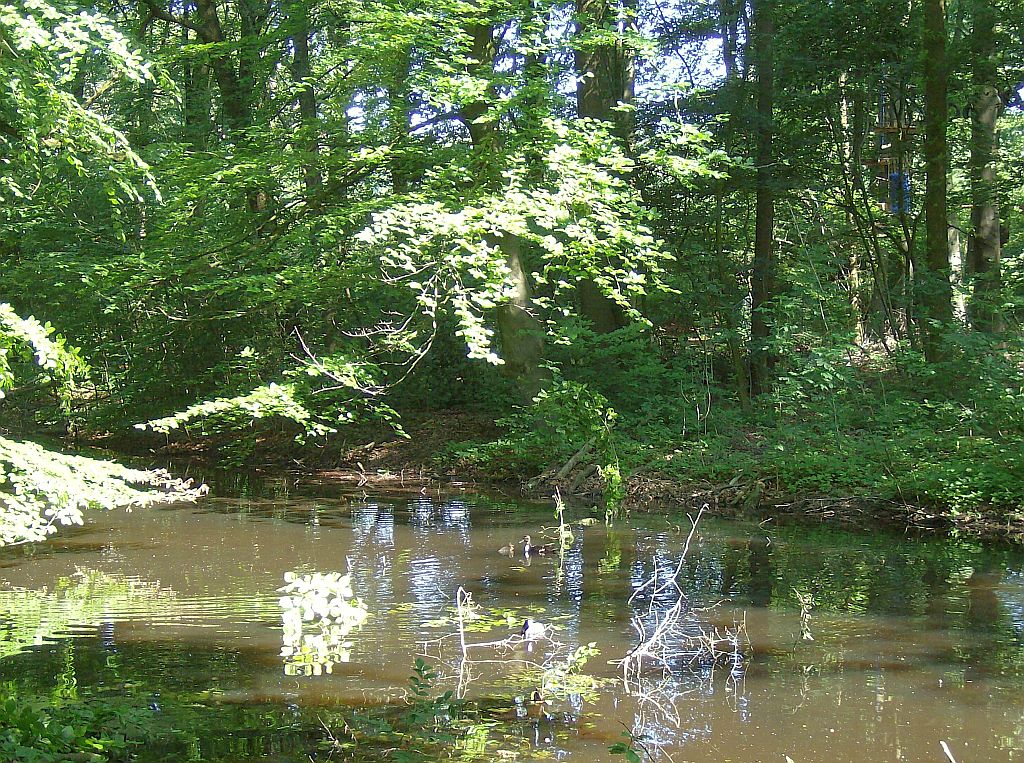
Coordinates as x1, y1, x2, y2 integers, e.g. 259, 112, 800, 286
2, 475, 1024, 762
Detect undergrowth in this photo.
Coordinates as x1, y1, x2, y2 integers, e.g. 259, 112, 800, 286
438, 331, 1024, 526
0, 687, 153, 762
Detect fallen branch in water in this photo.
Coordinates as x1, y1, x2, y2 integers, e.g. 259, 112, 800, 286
613, 505, 747, 693
940, 740, 958, 763
417, 587, 572, 698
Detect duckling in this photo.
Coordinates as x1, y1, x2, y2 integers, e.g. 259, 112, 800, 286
522, 534, 556, 556
520, 618, 547, 640
498, 541, 516, 557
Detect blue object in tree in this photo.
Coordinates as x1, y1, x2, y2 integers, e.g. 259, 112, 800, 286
889, 171, 911, 214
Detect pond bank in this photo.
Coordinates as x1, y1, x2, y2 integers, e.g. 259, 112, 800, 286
124, 407, 1024, 545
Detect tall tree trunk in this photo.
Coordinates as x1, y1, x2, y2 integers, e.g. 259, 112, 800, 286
460, 21, 546, 401
385, 46, 413, 193
748, 0, 775, 395
835, 75, 869, 346
290, 5, 321, 195
717, 0, 740, 80
180, 9, 214, 149
574, 0, 630, 333
141, 0, 265, 214
575, 0, 634, 147
193, 0, 249, 134
713, 0, 750, 404
461, 23, 500, 150
618, 0, 637, 143
236, 0, 269, 214
520, 2, 547, 139
966, 0, 1003, 332
493, 235, 547, 401
949, 209, 968, 319
713, 190, 751, 408
235, 0, 264, 120
920, 0, 953, 361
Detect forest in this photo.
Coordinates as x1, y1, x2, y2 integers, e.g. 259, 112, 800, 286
4, 0, 1024, 539
2, 0, 1024, 758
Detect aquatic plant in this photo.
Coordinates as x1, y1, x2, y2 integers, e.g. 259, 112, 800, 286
322, 658, 535, 762
610, 729, 652, 763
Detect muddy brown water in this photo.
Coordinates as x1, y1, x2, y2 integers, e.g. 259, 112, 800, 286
2, 476, 1024, 761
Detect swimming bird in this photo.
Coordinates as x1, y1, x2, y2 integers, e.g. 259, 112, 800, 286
520, 618, 547, 640
498, 542, 516, 556
522, 534, 556, 556
486, 688, 551, 720
522, 688, 552, 717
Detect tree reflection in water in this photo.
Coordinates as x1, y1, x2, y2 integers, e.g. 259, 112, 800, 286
0, 570, 175, 661
278, 571, 368, 676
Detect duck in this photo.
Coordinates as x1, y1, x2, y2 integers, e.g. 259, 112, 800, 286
522, 534, 556, 556
486, 688, 551, 721
498, 541, 516, 557
521, 688, 552, 718
520, 618, 547, 640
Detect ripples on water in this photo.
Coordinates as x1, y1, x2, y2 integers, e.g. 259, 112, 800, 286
2, 475, 1024, 761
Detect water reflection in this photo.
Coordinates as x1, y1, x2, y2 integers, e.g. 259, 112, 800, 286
1, 488, 1024, 761
350, 501, 396, 548
0, 570, 177, 660
278, 572, 368, 675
